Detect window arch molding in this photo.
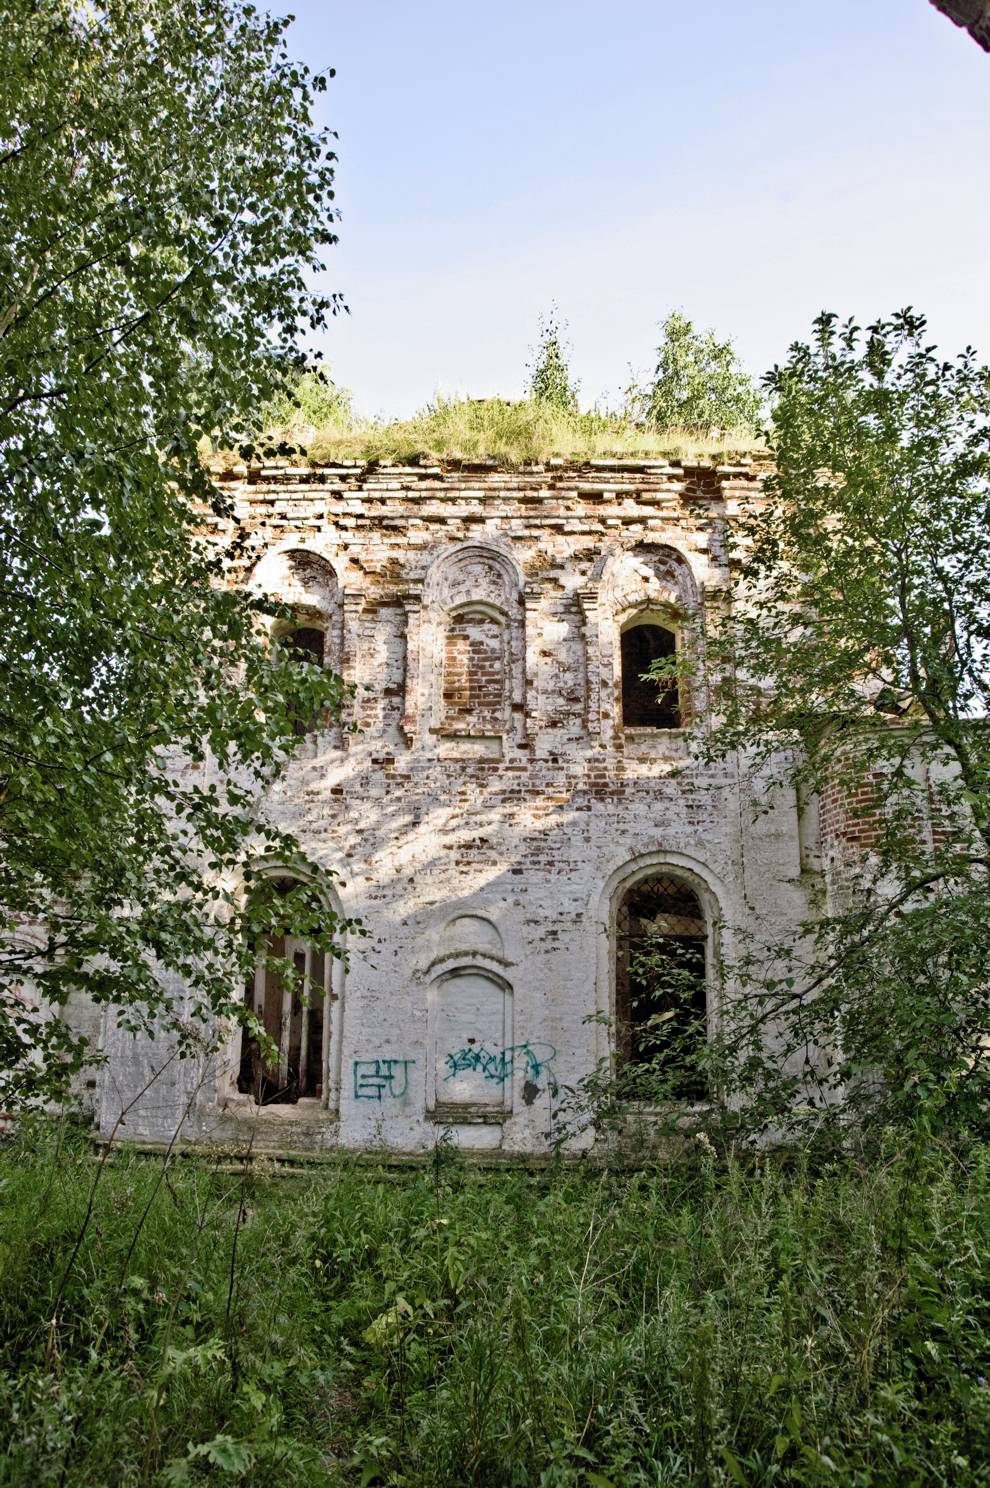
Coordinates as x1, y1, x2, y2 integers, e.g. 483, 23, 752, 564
246, 543, 344, 630
421, 908, 510, 977
592, 543, 703, 745
447, 598, 509, 624
244, 545, 347, 744
421, 540, 524, 611
228, 859, 347, 1114
411, 541, 526, 749
593, 852, 727, 1080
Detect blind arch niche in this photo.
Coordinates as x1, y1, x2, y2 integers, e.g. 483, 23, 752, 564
418, 543, 525, 752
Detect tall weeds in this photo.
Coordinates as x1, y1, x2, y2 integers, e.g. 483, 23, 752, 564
2, 1122, 989, 1485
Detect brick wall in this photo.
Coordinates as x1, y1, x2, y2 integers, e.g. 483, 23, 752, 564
441, 610, 506, 733
97, 458, 822, 1156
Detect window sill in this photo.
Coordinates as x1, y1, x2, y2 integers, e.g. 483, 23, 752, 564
427, 1104, 510, 1124
620, 728, 691, 761
220, 1094, 339, 1121
621, 726, 689, 737
616, 1100, 712, 1118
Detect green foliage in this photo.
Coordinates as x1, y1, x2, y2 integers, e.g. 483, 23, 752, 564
4, 1121, 990, 1485
699, 309, 990, 1137
527, 307, 580, 411
254, 365, 354, 445
628, 311, 762, 434
0, 0, 354, 1105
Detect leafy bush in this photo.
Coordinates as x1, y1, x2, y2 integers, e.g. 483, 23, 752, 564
627, 311, 762, 434
527, 308, 579, 412
255, 366, 354, 445
691, 311, 990, 1142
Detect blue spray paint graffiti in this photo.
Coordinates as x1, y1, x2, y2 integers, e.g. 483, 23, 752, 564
443, 1041, 557, 1093
353, 1058, 415, 1101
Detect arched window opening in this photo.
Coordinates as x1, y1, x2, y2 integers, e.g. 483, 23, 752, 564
621, 623, 679, 728
441, 608, 507, 734
615, 874, 707, 1099
237, 879, 329, 1106
286, 625, 325, 736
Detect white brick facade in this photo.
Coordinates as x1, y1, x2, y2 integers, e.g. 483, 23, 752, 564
96, 461, 820, 1156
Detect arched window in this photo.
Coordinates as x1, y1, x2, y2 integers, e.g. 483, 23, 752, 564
620, 622, 680, 728
614, 873, 707, 1099
286, 624, 326, 736
237, 878, 330, 1106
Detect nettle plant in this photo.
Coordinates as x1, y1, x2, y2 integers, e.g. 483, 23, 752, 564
0, 0, 360, 1106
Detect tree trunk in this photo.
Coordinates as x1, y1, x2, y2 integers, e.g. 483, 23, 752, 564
930, 0, 990, 50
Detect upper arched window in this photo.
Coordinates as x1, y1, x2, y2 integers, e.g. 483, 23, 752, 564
238, 878, 331, 1106
288, 625, 325, 666
285, 624, 326, 736
620, 621, 680, 729
614, 872, 707, 1099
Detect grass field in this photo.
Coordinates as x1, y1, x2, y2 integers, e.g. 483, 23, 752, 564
1, 1122, 988, 1486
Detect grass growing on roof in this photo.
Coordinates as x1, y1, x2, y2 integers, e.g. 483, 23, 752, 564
210, 396, 766, 470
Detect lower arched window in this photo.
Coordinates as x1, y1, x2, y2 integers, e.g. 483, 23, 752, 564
429, 966, 513, 1117
620, 622, 680, 728
237, 879, 330, 1105
614, 873, 707, 1099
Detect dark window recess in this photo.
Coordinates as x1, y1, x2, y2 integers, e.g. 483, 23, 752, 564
287, 626, 325, 736
615, 874, 707, 1100
620, 623, 679, 728
237, 913, 326, 1106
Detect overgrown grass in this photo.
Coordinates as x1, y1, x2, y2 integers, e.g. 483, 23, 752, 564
2, 1122, 988, 1485
211, 398, 765, 470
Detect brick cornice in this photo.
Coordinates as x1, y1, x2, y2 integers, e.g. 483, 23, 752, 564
930, 0, 990, 51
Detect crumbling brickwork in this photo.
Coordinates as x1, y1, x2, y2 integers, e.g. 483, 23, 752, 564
96, 460, 824, 1156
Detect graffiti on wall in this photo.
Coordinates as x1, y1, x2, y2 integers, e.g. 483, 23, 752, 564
443, 1041, 557, 1091
351, 1043, 558, 1106
353, 1058, 415, 1101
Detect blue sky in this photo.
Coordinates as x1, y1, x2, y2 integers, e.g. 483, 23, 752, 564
284, 0, 989, 418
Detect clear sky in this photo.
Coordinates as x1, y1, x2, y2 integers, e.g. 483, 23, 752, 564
283, 0, 989, 418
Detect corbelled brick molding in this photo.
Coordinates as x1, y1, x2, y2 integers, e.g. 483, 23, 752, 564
931, 0, 990, 51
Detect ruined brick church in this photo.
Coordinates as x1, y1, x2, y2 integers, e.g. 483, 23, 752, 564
92, 459, 854, 1156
